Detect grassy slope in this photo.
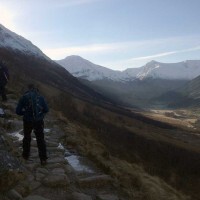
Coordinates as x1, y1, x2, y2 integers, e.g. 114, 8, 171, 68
2, 49, 200, 199
58, 97, 200, 199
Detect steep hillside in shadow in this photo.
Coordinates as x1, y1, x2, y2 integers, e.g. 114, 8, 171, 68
182, 75, 200, 102
0, 48, 110, 105
153, 75, 200, 108
1, 47, 200, 199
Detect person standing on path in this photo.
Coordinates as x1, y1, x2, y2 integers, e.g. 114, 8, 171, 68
16, 84, 49, 165
0, 60, 9, 102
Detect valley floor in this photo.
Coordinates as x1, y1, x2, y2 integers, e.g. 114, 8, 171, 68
131, 108, 200, 152
143, 109, 200, 130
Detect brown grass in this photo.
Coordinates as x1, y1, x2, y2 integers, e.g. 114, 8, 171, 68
58, 115, 189, 200
52, 99, 200, 199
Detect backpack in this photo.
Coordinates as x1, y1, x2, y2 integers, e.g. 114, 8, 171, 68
24, 90, 44, 121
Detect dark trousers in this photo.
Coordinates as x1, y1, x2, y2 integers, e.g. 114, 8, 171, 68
0, 84, 7, 101
23, 120, 47, 160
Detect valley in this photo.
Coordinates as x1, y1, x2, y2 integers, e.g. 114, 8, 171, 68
57, 55, 200, 109
141, 108, 200, 130
0, 23, 200, 200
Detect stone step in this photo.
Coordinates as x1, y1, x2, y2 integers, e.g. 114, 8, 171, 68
78, 175, 113, 188
42, 173, 70, 188
7, 189, 23, 200
46, 141, 58, 147
71, 192, 92, 200
97, 194, 119, 200
45, 138, 59, 143
47, 157, 68, 164
31, 141, 58, 148
47, 147, 65, 153
23, 195, 50, 200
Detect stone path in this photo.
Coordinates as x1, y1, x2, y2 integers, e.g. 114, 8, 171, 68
0, 99, 127, 200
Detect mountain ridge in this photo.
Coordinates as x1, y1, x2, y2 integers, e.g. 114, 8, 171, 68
0, 24, 112, 105
56, 55, 200, 81
0, 24, 49, 60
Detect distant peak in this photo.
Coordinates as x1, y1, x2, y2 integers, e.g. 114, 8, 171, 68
65, 55, 83, 59
66, 55, 81, 58
148, 60, 158, 64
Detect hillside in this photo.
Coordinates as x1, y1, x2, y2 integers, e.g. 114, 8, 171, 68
1, 48, 110, 104
0, 24, 111, 105
0, 24, 48, 59
153, 75, 200, 108
3, 54, 200, 199
1, 24, 200, 199
183, 75, 200, 101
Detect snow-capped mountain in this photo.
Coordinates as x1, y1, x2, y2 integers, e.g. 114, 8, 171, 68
56, 56, 200, 82
0, 24, 48, 59
56, 55, 126, 81
132, 60, 200, 80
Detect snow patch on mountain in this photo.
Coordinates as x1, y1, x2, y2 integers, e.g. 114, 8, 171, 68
136, 60, 200, 80
56, 55, 127, 81
0, 24, 48, 59
56, 56, 200, 82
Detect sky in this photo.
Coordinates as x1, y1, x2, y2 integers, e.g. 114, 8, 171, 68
0, 0, 200, 70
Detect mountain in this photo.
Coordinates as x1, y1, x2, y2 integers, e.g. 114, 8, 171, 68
56, 56, 200, 81
125, 60, 200, 80
1, 24, 200, 199
56, 56, 200, 108
56, 55, 125, 81
0, 24, 111, 104
168, 75, 200, 108
0, 24, 48, 59
183, 75, 200, 100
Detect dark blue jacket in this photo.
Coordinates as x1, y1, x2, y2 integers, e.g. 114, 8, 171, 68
16, 90, 49, 122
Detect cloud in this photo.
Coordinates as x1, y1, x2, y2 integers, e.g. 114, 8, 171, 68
42, 39, 167, 59
128, 46, 200, 62
43, 36, 200, 61
179, 46, 200, 53
128, 51, 176, 61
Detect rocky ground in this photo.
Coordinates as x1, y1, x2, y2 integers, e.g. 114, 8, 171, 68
0, 97, 127, 200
